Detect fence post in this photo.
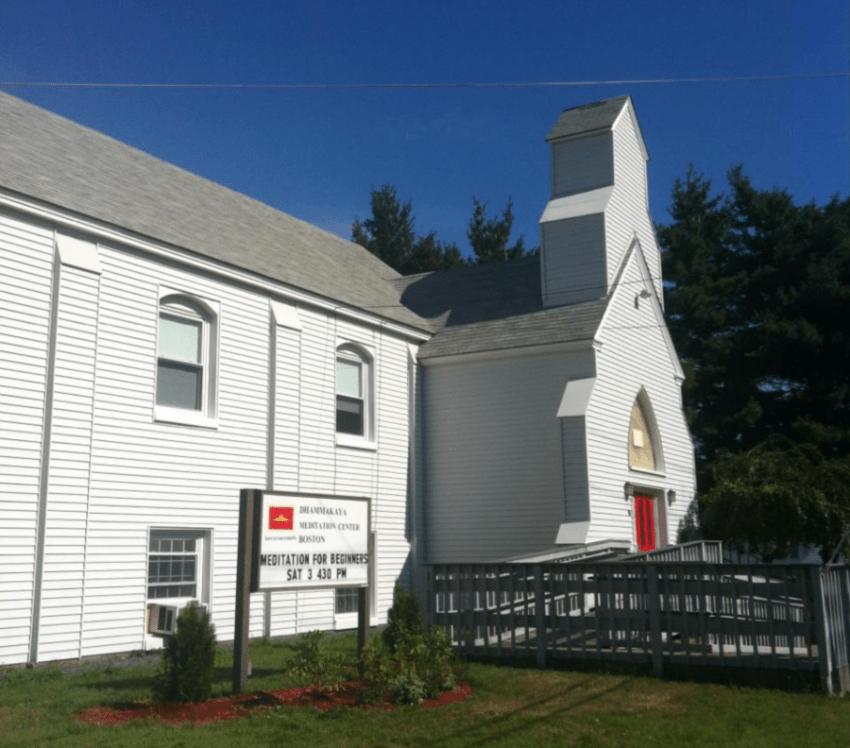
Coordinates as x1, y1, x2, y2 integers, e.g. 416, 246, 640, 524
534, 565, 547, 668
646, 563, 663, 677
813, 567, 833, 695
838, 568, 850, 694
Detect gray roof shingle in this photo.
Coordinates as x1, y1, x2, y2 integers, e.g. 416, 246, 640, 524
0, 91, 610, 356
546, 95, 629, 142
393, 256, 606, 359
0, 91, 430, 331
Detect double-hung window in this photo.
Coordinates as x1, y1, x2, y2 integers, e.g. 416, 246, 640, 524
155, 293, 218, 426
158, 311, 204, 410
335, 345, 371, 440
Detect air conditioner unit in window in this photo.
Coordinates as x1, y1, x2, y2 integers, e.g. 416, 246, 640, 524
147, 603, 179, 636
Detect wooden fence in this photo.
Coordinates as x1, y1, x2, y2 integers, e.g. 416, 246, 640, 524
426, 561, 850, 694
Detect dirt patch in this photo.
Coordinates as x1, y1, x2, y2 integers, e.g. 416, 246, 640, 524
76, 682, 474, 727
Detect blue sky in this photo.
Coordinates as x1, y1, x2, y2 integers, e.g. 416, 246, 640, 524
0, 1, 847, 255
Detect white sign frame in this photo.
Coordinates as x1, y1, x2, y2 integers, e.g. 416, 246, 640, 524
249, 491, 371, 593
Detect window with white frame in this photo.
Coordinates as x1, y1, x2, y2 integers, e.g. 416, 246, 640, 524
334, 531, 376, 622
156, 294, 217, 422
334, 587, 359, 615
335, 345, 371, 438
147, 529, 206, 601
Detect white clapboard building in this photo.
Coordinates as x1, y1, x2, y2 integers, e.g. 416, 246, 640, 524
0, 92, 695, 666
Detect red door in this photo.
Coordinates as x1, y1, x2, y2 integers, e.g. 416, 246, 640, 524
634, 494, 656, 552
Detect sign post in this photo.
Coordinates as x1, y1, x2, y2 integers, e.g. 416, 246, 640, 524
233, 490, 370, 693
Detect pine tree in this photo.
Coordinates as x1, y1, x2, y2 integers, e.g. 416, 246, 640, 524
659, 166, 850, 489
352, 184, 462, 275
466, 197, 528, 264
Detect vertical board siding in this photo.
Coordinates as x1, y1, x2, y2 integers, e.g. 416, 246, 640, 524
551, 132, 613, 197
541, 213, 607, 306
0, 210, 54, 665
587, 250, 696, 546
424, 351, 595, 563
37, 264, 100, 661
560, 417, 592, 523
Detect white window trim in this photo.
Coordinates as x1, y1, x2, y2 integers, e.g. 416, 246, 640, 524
153, 288, 220, 429
144, 527, 212, 647
334, 342, 376, 449
333, 531, 377, 628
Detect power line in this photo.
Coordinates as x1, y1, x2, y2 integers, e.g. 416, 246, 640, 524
0, 72, 847, 90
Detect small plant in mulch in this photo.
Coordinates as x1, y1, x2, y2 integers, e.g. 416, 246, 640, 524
152, 602, 217, 704
287, 630, 348, 694
361, 586, 459, 706
77, 590, 470, 728
77, 681, 474, 727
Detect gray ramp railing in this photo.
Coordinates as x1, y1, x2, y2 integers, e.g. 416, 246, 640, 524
426, 561, 850, 694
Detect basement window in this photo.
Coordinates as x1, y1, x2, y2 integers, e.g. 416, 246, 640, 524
147, 529, 207, 601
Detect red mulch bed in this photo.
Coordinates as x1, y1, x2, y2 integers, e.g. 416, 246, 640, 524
77, 682, 474, 727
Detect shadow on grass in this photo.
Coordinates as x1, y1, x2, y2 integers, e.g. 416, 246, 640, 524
417, 675, 631, 747
464, 655, 820, 694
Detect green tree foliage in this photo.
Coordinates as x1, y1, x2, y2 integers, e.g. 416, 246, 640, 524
153, 602, 216, 703
352, 184, 461, 275
659, 167, 850, 485
660, 167, 850, 556
382, 584, 423, 653
466, 197, 529, 264
700, 442, 850, 561
288, 630, 347, 692
352, 185, 533, 274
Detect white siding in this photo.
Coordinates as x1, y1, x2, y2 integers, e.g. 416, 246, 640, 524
551, 132, 613, 197
77, 243, 270, 657
0, 197, 419, 664
0, 210, 54, 665
606, 106, 663, 300
584, 248, 695, 546
38, 262, 100, 661
424, 350, 595, 562
540, 213, 607, 306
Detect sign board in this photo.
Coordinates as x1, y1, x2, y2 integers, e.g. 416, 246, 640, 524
250, 491, 369, 592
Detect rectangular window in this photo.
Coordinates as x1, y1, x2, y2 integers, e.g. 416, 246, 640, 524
336, 357, 364, 435
157, 312, 204, 411
334, 587, 359, 615
148, 530, 203, 600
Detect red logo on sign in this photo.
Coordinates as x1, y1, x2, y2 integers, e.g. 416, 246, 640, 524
268, 506, 294, 530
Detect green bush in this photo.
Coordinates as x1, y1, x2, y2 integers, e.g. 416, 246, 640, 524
382, 584, 423, 653
419, 627, 456, 698
152, 602, 216, 703
390, 671, 426, 705
288, 630, 347, 692
361, 626, 457, 705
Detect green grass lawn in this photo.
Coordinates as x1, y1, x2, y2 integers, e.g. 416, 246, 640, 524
1, 634, 848, 747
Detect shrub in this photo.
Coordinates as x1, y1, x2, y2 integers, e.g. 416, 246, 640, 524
288, 630, 347, 692
360, 637, 393, 703
390, 671, 427, 705
361, 626, 458, 705
419, 627, 456, 698
153, 602, 216, 703
382, 584, 423, 653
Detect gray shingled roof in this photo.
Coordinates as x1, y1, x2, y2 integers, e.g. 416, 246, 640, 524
546, 95, 629, 142
393, 256, 606, 359
0, 91, 430, 331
